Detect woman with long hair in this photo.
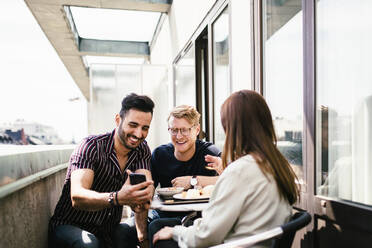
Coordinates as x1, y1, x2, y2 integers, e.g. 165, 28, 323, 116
152, 90, 299, 248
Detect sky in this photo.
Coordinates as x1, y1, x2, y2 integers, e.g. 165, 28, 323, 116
0, 0, 87, 142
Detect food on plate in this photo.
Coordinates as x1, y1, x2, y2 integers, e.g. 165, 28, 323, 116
179, 185, 215, 199
201, 185, 215, 197
182, 189, 198, 199
159, 187, 180, 191
186, 189, 201, 198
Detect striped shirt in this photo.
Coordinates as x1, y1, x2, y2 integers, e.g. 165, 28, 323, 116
49, 129, 151, 247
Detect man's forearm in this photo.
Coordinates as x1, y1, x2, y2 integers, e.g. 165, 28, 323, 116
71, 169, 113, 211
71, 188, 112, 211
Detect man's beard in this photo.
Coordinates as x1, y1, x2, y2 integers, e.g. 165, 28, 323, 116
118, 123, 142, 150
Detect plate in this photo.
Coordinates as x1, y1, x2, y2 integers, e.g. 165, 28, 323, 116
157, 187, 184, 197
173, 193, 209, 201
162, 199, 209, 205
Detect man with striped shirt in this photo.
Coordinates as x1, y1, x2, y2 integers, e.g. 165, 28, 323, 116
49, 93, 155, 248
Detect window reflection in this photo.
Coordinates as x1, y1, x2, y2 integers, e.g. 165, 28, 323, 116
213, 7, 230, 150
316, 0, 372, 205
262, 0, 304, 182
90, 64, 142, 134
174, 45, 196, 106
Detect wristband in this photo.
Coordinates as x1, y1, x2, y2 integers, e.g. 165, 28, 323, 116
115, 191, 119, 206
108, 192, 115, 207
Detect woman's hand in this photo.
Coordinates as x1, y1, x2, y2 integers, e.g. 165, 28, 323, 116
205, 155, 223, 175
153, 227, 174, 244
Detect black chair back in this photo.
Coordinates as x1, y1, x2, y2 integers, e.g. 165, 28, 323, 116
271, 211, 312, 248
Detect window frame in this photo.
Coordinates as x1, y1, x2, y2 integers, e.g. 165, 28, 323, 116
209, 2, 231, 145
253, 0, 372, 245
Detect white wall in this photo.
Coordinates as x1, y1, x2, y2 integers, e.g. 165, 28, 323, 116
230, 0, 253, 92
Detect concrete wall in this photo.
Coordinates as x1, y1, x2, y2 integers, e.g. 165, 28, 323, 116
0, 145, 74, 186
0, 147, 72, 248
0, 169, 66, 248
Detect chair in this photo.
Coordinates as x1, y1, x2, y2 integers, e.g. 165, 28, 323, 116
181, 211, 198, 227
210, 211, 311, 248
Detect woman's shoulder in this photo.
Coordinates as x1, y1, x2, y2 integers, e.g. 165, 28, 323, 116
223, 154, 268, 180
225, 155, 257, 171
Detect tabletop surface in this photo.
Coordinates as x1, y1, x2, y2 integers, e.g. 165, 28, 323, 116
150, 195, 209, 212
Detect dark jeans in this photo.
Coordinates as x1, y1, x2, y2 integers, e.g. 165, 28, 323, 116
49, 223, 136, 248
113, 209, 161, 248
148, 218, 181, 248
49, 211, 160, 248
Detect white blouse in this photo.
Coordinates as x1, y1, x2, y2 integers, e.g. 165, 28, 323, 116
172, 154, 292, 248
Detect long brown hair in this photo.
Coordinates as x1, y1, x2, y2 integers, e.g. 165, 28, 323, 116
220, 90, 299, 205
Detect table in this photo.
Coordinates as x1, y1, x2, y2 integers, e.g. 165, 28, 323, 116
150, 195, 209, 212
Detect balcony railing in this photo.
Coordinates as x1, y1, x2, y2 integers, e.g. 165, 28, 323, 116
0, 145, 74, 248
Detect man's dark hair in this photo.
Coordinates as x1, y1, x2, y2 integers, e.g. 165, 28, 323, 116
119, 93, 155, 118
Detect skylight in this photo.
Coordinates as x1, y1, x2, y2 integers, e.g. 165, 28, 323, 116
70, 6, 161, 42
83, 56, 146, 67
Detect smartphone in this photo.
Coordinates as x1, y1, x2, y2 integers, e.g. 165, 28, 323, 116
129, 173, 146, 185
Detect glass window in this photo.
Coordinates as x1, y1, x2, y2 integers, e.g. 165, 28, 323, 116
316, 0, 372, 205
174, 45, 196, 106
91, 64, 116, 90
89, 64, 142, 134
212, 7, 230, 150
69, 7, 161, 42
262, 0, 304, 182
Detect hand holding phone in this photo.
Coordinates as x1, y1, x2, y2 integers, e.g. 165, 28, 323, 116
129, 173, 150, 208
129, 173, 146, 185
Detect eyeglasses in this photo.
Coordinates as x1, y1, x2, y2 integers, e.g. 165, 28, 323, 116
168, 127, 193, 136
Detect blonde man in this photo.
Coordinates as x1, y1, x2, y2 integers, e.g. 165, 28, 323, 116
148, 105, 221, 247
151, 105, 220, 190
